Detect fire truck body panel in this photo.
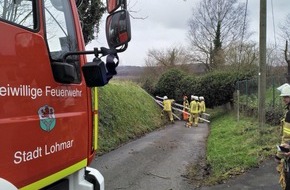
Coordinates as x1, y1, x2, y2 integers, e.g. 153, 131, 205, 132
0, 0, 131, 189
0, 1, 93, 189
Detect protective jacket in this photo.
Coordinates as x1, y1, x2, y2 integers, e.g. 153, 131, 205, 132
276, 106, 290, 160
183, 99, 189, 108
190, 100, 198, 114
183, 99, 189, 120
163, 99, 173, 111
199, 100, 206, 113
276, 104, 290, 190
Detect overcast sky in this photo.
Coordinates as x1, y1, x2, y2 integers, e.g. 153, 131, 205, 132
86, 0, 290, 67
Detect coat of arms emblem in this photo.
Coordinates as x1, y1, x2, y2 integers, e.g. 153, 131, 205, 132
38, 105, 56, 132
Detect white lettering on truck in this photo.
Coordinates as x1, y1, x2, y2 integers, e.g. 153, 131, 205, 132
13, 140, 74, 164
0, 84, 42, 99
45, 140, 74, 155
14, 147, 42, 164
45, 86, 82, 97
0, 84, 82, 99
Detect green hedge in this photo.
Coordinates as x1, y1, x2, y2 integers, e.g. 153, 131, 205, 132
154, 68, 186, 102
154, 69, 254, 108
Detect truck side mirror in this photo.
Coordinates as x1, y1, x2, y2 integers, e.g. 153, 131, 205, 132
82, 59, 108, 87
51, 62, 77, 84
106, 0, 122, 14
106, 10, 131, 49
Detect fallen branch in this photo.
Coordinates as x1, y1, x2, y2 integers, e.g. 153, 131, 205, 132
144, 172, 171, 180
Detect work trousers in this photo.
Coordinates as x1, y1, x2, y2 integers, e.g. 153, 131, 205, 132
285, 161, 290, 190
188, 113, 198, 126
164, 110, 173, 122
278, 159, 290, 190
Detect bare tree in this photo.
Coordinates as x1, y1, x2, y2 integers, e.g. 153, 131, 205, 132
187, 0, 251, 71
279, 13, 290, 82
280, 13, 290, 41
263, 43, 284, 77
225, 42, 258, 67
140, 46, 193, 93
145, 46, 191, 68
284, 41, 290, 82
126, 0, 148, 20
0, 0, 34, 29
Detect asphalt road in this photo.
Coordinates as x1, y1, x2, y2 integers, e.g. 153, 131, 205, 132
90, 121, 281, 190
197, 160, 280, 190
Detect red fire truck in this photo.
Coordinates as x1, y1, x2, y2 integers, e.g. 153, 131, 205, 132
0, 0, 131, 189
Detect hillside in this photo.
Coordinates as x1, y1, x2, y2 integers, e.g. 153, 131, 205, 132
115, 64, 207, 80
97, 81, 165, 153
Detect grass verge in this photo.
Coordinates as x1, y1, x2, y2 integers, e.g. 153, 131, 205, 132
187, 108, 280, 186
97, 80, 165, 154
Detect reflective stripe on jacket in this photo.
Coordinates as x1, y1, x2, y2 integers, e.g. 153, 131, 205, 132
276, 109, 290, 159
183, 100, 189, 108
282, 120, 290, 144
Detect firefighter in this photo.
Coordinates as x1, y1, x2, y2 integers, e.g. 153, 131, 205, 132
162, 96, 175, 123
186, 95, 199, 128
186, 95, 195, 128
199, 96, 206, 122
275, 84, 290, 190
183, 96, 189, 121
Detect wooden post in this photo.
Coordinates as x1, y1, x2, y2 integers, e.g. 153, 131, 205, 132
258, 0, 267, 133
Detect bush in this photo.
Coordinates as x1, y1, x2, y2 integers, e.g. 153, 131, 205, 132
154, 68, 187, 101
265, 107, 283, 126
153, 69, 255, 108
183, 71, 254, 108
141, 77, 156, 95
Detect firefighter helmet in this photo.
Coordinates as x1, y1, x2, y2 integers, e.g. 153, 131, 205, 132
277, 83, 290, 92
280, 86, 290, 97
